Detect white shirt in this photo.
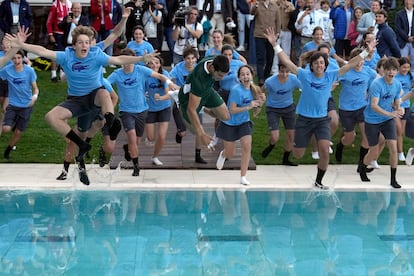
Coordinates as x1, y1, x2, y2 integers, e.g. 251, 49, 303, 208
407, 8, 413, 36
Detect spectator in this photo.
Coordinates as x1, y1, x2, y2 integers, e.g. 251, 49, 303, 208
272, 0, 295, 74
205, 29, 247, 63
357, 0, 381, 37
202, 0, 234, 48
236, 0, 253, 51
251, 0, 280, 86
348, 6, 363, 50
58, 2, 89, 47
395, 0, 414, 68
162, 0, 179, 63
46, 0, 72, 82
375, 9, 401, 58
0, 0, 32, 43
142, 0, 162, 51
288, 0, 306, 63
171, 6, 203, 65
91, 0, 114, 46
106, 0, 122, 57
124, 0, 144, 42
294, 0, 318, 49
330, 0, 354, 59
316, 0, 333, 45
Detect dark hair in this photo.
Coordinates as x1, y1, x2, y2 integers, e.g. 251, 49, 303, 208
375, 9, 388, 19
278, 63, 288, 71
119, 48, 136, 56
212, 55, 230, 73
312, 26, 323, 36
309, 52, 329, 72
383, 57, 399, 71
15, 50, 25, 57
349, 47, 363, 59
317, 42, 331, 52
132, 25, 146, 36
183, 46, 199, 59
221, 44, 234, 54
398, 57, 413, 80
376, 57, 387, 73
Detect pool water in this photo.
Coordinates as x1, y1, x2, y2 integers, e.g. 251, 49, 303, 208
0, 189, 413, 275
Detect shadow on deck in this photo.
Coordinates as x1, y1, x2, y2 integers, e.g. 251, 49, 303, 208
109, 115, 256, 170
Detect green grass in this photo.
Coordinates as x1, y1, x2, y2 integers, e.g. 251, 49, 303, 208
0, 69, 411, 165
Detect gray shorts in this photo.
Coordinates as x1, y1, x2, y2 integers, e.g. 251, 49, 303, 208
265, 104, 296, 131
120, 111, 147, 137
339, 106, 365, 132
146, 107, 171, 124
365, 119, 396, 146
216, 121, 253, 141
59, 87, 102, 118
294, 115, 331, 148
3, 105, 33, 131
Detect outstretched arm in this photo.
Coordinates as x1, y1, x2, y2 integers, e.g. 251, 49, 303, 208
6, 27, 56, 61
338, 39, 376, 76
264, 27, 298, 75
0, 26, 32, 68
102, 7, 132, 50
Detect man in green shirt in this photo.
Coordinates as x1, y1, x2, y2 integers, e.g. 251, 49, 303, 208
178, 55, 230, 162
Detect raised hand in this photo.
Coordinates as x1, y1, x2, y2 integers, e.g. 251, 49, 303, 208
264, 27, 279, 47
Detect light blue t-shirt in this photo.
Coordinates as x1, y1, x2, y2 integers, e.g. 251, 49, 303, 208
0, 64, 36, 108
296, 68, 338, 118
302, 41, 336, 56
395, 73, 412, 108
205, 47, 242, 61
126, 40, 154, 65
338, 66, 377, 111
107, 65, 153, 113
219, 59, 244, 91
364, 77, 402, 124
146, 69, 170, 112
265, 73, 301, 108
56, 46, 110, 96
169, 61, 196, 86
363, 51, 380, 70
223, 83, 253, 126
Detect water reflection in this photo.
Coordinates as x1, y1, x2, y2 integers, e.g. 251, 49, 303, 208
0, 190, 412, 275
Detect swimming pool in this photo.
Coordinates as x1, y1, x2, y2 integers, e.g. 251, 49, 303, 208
0, 189, 412, 275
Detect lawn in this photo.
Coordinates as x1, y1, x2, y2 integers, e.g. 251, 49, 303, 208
0, 68, 410, 165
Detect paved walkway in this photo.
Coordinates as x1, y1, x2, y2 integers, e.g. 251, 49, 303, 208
0, 163, 413, 191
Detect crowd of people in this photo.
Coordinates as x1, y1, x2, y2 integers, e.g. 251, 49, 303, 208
0, 0, 411, 189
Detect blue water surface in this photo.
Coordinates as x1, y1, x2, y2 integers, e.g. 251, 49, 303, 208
0, 189, 412, 275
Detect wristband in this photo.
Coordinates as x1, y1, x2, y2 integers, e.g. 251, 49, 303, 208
32, 94, 38, 100
358, 50, 369, 60
274, 45, 283, 54
166, 79, 172, 86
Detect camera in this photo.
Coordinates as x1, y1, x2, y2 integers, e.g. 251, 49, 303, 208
142, 0, 156, 11
69, 12, 73, 18
174, 0, 188, 27
304, 5, 311, 10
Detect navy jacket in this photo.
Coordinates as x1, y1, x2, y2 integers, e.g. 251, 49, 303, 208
395, 8, 414, 49
376, 23, 402, 58
0, 0, 32, 33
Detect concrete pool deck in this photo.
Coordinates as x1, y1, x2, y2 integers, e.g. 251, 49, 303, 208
0, 164, 413, 191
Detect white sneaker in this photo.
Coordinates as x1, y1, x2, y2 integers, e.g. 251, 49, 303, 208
399, 152, 406, 162
240, 176, 250, 185
370, 160, 381, 169
168, 89, 179, 106
145, 138, 154, 146
152, 157, 163, 166
236, 45, 245, 51
216, 150, 226, 170
329, 146, 333, 154
312, 151, 320, 160
406, 148, 414, 166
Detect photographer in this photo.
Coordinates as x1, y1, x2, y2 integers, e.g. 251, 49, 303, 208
172, 6, 203, 65
124, 0, 145, 41
58, 2, 90, 47
295, 0, 320, 48
142, 0, 163, 51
